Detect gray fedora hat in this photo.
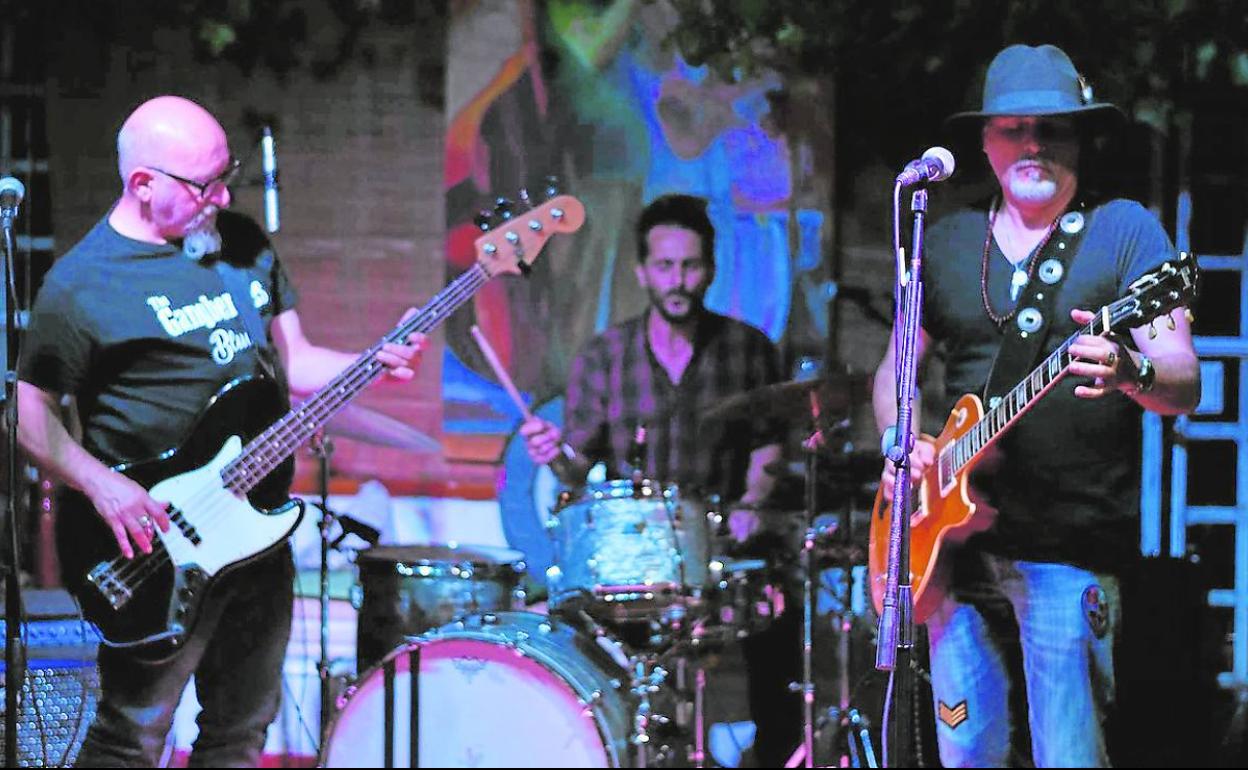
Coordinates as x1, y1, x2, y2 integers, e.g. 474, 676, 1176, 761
946, 44, 1124, 126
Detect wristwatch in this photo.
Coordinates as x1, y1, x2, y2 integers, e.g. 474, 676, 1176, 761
1134, 354, 1156, 394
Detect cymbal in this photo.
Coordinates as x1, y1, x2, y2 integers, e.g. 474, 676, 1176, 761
699, 367, 871, 426
324, 403, 441, 452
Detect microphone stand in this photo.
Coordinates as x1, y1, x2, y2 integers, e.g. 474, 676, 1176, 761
2, 205, 22, 768
875, 184, 929, 768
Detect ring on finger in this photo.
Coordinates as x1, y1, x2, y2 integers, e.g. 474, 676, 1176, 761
138, 515, 153, 531
1105, 350, 1117, 368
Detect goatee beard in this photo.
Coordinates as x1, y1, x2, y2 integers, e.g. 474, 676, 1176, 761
181, 208, 222, 261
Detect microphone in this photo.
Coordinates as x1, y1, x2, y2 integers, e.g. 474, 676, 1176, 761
332, 514, 381, 547
896, 146, 955, 186
0, 176, 25, 224
261, 127, 280, 234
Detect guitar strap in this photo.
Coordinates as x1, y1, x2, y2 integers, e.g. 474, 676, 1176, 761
982, 202, 1093, 404
214, 258, 286, 392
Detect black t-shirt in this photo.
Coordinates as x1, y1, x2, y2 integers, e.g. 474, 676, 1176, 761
921, 198, 1174, 573
19, 210, 298, 465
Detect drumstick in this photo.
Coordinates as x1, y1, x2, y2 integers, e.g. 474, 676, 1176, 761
470, 325, 579, 472
470, 325, 534, 419
469, 321, 581, 459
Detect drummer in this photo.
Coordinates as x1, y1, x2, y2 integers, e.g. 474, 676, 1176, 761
521, 193, 800, 767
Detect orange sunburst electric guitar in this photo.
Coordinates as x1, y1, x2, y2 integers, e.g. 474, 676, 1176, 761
869, 251, 1199, 622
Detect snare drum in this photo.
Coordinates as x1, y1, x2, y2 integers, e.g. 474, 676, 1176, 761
320, 611, 635, 767
546, 479, 712, 621
354, 544, 526, 671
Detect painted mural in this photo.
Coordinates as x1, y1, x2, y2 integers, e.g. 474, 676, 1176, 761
443, 0, 823, 434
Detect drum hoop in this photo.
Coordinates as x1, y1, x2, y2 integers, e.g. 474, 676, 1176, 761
557, 478, 697, 510
357, 546, 527, 579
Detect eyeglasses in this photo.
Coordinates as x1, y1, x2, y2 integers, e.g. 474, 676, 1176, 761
149, 157, 242, 199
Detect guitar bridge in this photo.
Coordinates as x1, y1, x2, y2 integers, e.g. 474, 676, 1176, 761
87, 562, 134, 610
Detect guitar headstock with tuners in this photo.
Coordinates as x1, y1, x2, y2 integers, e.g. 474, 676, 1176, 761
1101, 251, 1200, 335
472, 182, 585, 278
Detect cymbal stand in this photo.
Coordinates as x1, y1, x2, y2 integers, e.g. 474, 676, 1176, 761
784, 390, 823, 768
309, 433, 336, 747
786, 396, 879, 769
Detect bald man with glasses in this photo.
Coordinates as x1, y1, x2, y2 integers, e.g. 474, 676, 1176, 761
17, 95, 426, 767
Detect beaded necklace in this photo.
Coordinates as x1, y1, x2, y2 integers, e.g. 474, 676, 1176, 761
980, 199, 1061, 326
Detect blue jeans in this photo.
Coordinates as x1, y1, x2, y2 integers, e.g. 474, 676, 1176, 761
925, 553, 1119, 768
75, 548, 295, 768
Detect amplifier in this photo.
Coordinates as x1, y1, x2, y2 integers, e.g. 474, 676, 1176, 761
0, 587, 101, 768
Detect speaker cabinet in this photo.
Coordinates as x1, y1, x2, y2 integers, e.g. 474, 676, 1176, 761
0, 588, 100, 767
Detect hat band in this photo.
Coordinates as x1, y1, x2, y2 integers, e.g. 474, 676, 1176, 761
987, 89, 1095, 114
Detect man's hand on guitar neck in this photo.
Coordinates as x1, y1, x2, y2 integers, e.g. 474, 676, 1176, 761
1067, 308, 1138, 399
373, 308, 426, 385
879, 437, 936, 504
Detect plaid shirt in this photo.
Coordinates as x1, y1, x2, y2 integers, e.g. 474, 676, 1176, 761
564, 310, 782, 502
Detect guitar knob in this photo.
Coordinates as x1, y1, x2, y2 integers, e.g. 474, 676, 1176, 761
494, 197, 514, 221
473, 210, 493, 232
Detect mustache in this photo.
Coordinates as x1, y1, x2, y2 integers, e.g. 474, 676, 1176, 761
1011, 157, 1051, 170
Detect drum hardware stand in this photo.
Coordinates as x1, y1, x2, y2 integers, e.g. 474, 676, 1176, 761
309, 432, 337, 749
629, 654, 674, 767
692, 665, 707, 768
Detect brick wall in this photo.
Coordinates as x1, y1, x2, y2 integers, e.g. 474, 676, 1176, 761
42, 6, 464, 495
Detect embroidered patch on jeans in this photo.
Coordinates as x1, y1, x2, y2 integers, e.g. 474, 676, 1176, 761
937, 700, 969, 729
1082, 584, 1110, 639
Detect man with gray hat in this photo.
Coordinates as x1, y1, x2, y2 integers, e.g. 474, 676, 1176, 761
871, 44, 1200, 766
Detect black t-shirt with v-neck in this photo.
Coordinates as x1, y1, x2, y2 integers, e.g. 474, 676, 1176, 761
19, 210, 298, 466
920, 198, 1174, 573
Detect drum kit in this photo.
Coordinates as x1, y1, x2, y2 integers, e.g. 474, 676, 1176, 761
312, 366, 884, 768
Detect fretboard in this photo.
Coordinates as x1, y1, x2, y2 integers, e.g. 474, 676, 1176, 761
944, 319, 1101, 476
220, 264, 490, 494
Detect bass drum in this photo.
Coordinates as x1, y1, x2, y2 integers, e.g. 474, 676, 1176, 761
320, 611, 634, 768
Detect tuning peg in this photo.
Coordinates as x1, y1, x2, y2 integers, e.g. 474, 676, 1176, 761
543, 175, 561, 199
1148, 321, 1158, 340
1185, 308, 1195, 323
1166, 314, 1176, 331
473, 210, 493, 232
494, 197, 514, 221
517, 187, 532, 209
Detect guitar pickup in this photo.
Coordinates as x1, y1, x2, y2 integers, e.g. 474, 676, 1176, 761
938, 446, 955, 496
167, 504, 202, 545
87, 562, 134, 610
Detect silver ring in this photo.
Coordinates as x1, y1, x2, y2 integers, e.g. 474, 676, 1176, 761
1106, 350, 1117, 368
138, 515, 152, 529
